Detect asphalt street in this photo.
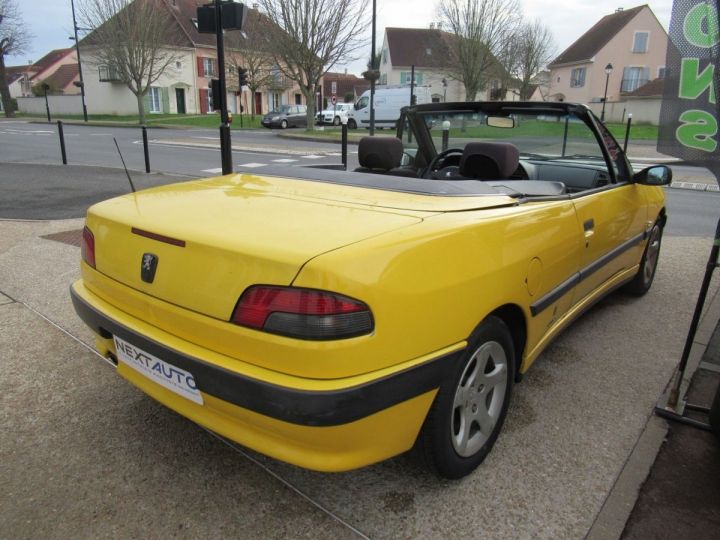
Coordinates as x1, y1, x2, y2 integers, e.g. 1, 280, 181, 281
0, 120, 357, 175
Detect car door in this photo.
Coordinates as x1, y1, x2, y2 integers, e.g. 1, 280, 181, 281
570, 121, 649, 305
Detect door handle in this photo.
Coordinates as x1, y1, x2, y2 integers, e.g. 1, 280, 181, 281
583, 219, 595, 245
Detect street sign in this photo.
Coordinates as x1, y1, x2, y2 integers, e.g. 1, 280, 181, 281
331, 81, 337, 94
331, 95, 337, 105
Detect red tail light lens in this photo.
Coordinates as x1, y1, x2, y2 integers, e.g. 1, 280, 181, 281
231, 286, 373, 340
81, 226, 96, 269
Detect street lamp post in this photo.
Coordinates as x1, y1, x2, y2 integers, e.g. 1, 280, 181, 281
70, 0, 88, 122
601, 63, 613, 122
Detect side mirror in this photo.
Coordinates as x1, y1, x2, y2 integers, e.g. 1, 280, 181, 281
633, 165, 672, 186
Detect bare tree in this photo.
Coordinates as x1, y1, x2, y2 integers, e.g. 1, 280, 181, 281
513, 20, 555, 100
258, 0, 369, 127
0, 0, 32, 117
79, 0, 180, 124
438, 0, 521, 101
225, 11, 280, 118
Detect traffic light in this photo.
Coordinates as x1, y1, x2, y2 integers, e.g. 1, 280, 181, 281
238, 67, 248, 87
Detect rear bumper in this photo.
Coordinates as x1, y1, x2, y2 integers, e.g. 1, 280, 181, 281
71, 280, 460, 470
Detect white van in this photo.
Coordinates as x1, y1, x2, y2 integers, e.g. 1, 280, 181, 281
346, 86, 432, 129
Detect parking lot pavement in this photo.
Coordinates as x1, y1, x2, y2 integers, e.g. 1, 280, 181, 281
0, 216, 718, 539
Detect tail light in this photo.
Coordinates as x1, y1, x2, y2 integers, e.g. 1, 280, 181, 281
81, 226, 96, 269
231, 286, 373, 340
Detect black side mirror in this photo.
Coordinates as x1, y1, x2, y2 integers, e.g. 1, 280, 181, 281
633, 165, 672, 186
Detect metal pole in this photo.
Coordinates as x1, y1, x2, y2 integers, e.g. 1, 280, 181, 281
341, 121, 348, 170
71, 0, 88, 122
442, 120, 450, 151
44, 86, 51, 122
410, 65, 415, 106
623, 114, 632, 153
214, 0, 232, 174
142, 126, 150, 173
561, 115, 569, 156
601, 72, 610, 122
369, 0, 376, 136
57, 121, 67, 165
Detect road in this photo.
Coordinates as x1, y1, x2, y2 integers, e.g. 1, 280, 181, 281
0, 120, 356, 175
1, 119, 717, 235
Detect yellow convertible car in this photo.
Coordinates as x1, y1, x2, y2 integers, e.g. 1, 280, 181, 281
71, 102, 670, 479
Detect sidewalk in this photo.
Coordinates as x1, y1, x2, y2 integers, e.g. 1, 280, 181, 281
1, 163, 719, 538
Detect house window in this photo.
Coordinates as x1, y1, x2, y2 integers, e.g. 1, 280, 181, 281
149, 87, 162, 113
658, 66, 667, 78
400, 71, 423, 84
203, 57, 216, 77
570, 67, 586, 88
621, 66, 650, 92
175, 61, 182, 70
380, 73, 387, 85
295, 93, 302, 105
633, 31, 649, 53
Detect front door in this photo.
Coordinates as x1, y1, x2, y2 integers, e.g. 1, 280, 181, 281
175, 88, 186, 114
254, 92, 262, 115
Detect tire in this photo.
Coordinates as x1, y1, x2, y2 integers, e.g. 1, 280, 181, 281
280, 119, 288, 129
347, 119, 357, 129
419, 316, 515, 479
624, 220, 663, 296
333, 116, 341, 126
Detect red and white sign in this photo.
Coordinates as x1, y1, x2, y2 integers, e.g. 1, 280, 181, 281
331, 95, 337, 105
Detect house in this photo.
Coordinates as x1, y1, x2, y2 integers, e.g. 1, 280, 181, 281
322, 72, 367, 105
80, 0, 308, 116
547, 5, 668, 105
379, 26, 511, 102
28, 48, 80, 95
4, 65, 36, 98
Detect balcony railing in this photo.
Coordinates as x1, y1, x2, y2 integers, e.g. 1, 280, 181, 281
620, 78, 649, 93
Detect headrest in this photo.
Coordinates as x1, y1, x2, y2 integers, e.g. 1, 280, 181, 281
459, 142, 520, 180
358, 137, 404, 170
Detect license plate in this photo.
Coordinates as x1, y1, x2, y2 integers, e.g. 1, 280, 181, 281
113, 336, 203, 405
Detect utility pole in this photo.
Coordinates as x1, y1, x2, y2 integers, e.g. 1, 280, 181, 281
369, 0, 376, 135
214, 0, 232, 174
70, 0, 88, 122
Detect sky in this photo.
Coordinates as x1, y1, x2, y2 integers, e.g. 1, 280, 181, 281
6, 0, 675, 72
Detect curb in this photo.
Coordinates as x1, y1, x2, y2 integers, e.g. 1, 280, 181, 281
670, 182, 720, 192
25, 119, 266, 132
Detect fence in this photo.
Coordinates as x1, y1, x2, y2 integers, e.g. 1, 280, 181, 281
586, 98, 662, 125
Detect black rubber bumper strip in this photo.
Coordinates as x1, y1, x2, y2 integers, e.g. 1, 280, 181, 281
71, 286, 461, 427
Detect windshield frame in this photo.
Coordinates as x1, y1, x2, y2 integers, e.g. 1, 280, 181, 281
396, 101, 632, 184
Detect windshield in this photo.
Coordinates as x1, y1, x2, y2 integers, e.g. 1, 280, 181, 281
271, 105, 292, 114
416, 110, 606, 163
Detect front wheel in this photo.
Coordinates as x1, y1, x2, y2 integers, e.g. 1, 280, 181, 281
624, 220, 663, 296
347, 119, 357, 129
333, 116, 341, 126
280, 119, 288, 129
418, 316, 515, 479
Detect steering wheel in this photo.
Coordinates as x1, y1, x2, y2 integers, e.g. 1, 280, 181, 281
423, 148, 464, 179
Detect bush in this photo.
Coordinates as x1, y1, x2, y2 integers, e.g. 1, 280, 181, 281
344, 92, 354, 103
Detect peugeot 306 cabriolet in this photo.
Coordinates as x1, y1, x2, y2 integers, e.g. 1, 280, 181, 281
72, 102, 671, 479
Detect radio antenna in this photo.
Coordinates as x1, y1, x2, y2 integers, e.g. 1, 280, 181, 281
113, 137, 137, 193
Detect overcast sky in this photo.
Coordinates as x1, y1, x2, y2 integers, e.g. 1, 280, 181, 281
6, 1, 674, 72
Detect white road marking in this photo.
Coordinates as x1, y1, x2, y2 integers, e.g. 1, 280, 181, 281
202, 167, 223, 174
326, 152, 341, 156
271, 158, 298, 163
300, 155, 323, 159
237, 162, 266, 168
